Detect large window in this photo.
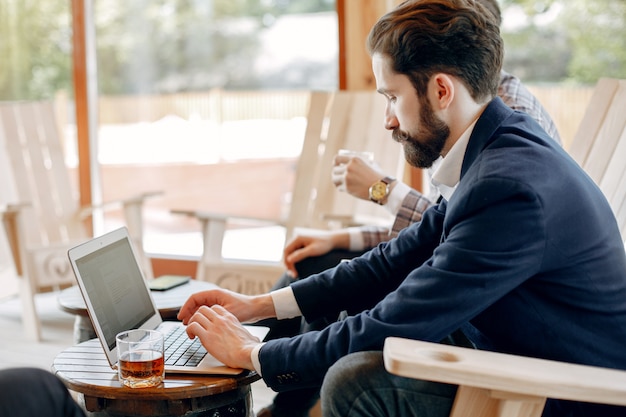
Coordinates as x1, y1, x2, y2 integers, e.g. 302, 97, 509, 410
0, 0, 72, 284
91, 0, 338, 260
1, 0, 625, 264
499, 0, 626, 148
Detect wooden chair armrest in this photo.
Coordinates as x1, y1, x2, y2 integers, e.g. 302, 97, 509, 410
321, 213, 393, 229
78, 191, 163, 218
321, 213, 362, 227
170, 209, 284, 227
0, 203, 30, 215
73, 192, 160, 279
383, 337, 626, 416
170, 209, 286, 282
107, 190, 163, 207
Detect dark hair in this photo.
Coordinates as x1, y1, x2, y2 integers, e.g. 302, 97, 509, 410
477, 0, 502, 27
367, 0, 503, 103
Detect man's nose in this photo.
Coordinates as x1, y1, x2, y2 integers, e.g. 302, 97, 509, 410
384, 114, 398, 130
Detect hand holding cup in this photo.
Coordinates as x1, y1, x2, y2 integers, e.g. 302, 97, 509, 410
332, 150, 386, 201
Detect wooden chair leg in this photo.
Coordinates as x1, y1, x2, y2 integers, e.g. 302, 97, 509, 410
4, 208, 42, 341
123, 200, 154, 280
18, 277, 42, 341
450, 386, 545, 417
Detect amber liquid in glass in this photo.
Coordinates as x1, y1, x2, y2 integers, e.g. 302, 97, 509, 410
119, 350, 164, 388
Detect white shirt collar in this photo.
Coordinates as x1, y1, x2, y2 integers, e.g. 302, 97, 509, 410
431, 119, 478, 201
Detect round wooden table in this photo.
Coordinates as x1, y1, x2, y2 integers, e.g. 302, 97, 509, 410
58, 279, 216, 343
52, 339, 259, 417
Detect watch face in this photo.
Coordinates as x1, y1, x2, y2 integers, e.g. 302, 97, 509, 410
370, 182, 387, 200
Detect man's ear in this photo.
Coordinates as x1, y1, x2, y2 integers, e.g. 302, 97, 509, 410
429, 73, 454, 110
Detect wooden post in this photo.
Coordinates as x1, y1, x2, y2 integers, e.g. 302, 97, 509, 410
337, 0, 388, 91
71, 0, 103, 235
337, 0, 423, 191
71, 0, 91, 234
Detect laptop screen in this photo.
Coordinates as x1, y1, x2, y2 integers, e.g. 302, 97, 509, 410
74, 236, 155, 350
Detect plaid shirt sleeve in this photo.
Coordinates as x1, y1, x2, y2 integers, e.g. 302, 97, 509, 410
360, 225, 394, 249
498, 71, 562, 145
359, 189, 435, 248
389, 189, 434, 237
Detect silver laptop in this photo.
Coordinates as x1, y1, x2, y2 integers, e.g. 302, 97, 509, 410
67, 226, 269, 375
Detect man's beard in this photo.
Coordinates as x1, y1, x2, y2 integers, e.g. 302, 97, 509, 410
392, 100, 449, 169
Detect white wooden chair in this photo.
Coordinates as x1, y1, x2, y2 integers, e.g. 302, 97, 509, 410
567, 78, 626, 239
567, 78, 626, 177
574, 79, 626, 236
0, 100, 156, 340
382, 78, 626, 417
384, 338, 626, 417
171, 91, 331, 294
173, 90, 405, 295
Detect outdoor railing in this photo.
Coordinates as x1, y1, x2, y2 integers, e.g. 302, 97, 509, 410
88, 85, 594, 148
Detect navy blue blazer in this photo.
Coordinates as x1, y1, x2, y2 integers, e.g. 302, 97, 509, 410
259, 98, 626, 416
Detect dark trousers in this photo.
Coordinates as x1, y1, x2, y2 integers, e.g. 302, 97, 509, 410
255, 249, 364, 340
254, 249, 365, 417
0, 367, 86, 417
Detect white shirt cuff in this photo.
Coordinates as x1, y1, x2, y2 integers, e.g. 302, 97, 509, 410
386, 181, 412, 216
271, 287, 302, 320
255, 288, 303, 375
251, 343, 265, 376
348, 227, 366, 252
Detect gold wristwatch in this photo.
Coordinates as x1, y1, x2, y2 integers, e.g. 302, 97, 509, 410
368, 176, 396, 205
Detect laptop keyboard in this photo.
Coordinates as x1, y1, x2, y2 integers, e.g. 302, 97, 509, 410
164, 326, 208, 367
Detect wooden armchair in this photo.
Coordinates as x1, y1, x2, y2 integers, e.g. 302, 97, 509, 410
171, 91, 333, 294
567, 78, 626, 238
0, 100, 157, 340
173, 90, 405, 295
384, 338, 626, 417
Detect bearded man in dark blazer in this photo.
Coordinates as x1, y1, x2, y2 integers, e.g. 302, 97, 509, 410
179, 1, 626, 416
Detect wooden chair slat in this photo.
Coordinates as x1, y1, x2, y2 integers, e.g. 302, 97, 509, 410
1, 100, 155, 340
